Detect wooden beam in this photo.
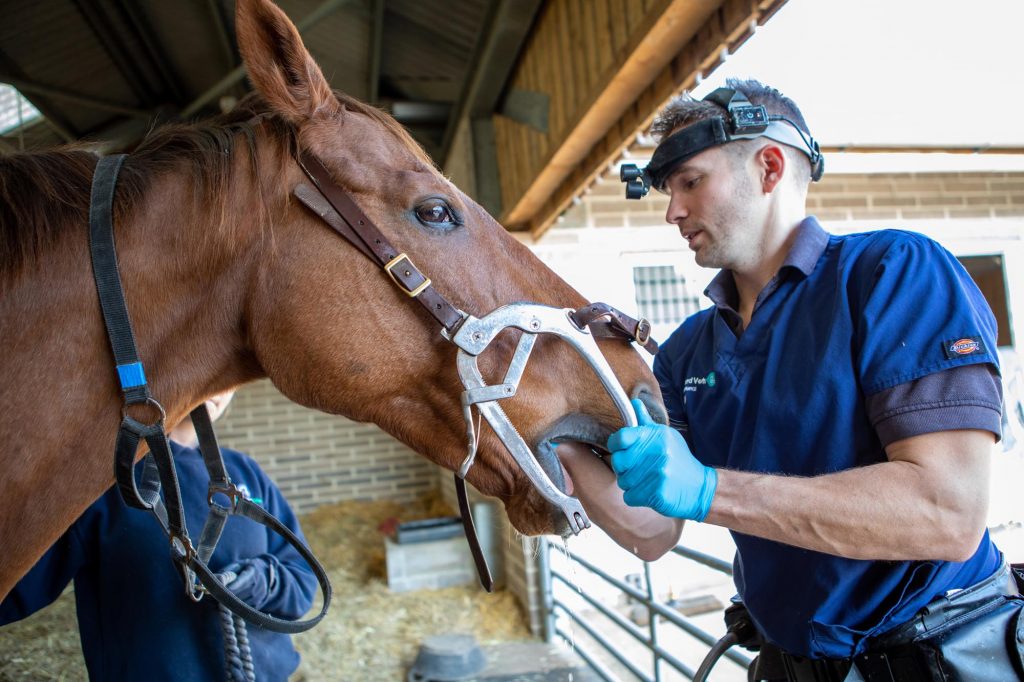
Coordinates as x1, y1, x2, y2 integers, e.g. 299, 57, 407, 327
499, 0, 721, 230
439, 0, 543, 169
523, 0, 789, 239
0, 75, 151, 119
367, 0, 384, 104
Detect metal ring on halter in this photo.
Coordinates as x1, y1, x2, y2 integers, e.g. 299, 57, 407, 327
208, 482, 245, 512
120, 396, 167, 427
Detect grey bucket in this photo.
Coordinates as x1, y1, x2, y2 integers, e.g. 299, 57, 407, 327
407, 633, 487, 681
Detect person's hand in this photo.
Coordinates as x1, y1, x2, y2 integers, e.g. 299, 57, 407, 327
217, 557, 278, 609
607, 399, 717, 521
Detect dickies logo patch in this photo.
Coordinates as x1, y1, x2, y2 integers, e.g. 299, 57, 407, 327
942, 336, 985, 359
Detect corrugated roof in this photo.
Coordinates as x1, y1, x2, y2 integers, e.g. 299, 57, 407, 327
0, 0, 508, 158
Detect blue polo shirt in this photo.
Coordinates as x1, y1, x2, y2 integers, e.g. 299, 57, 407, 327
0, 441, 316, 681
655, 218, 1003, 658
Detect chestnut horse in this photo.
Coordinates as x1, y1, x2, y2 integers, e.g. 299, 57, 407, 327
0, 0, 663, 600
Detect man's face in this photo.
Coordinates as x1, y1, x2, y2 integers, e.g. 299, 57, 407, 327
662, 144, 764, 272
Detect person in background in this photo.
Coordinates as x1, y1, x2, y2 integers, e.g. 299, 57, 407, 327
0, 390, 317, 681
559, 78, 1022, 681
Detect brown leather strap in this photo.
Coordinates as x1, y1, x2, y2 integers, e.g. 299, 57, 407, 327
455, 474, 494, 592
294, 152, 466, 332
570, 302, 658, 355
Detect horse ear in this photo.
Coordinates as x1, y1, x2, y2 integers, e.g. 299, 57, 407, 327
235, 0, 338, 122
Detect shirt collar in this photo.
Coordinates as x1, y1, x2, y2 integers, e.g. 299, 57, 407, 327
704, 216, 829, 309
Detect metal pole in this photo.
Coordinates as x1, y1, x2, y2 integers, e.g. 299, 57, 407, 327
537, 537, 556, 643
644, 561, 662, 682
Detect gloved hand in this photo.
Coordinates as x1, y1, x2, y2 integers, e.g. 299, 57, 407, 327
217, 556, 279, 609
607, 399, 717, 521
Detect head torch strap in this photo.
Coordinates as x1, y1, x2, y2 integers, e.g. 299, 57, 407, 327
645, 118, 729, 191
629, 88, 824, 198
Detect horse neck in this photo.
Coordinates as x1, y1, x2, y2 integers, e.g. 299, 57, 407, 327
0, 146, 281, 598
113, 154, 274, 416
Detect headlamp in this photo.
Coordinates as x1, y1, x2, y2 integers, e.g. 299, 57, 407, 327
620, 88, 824, 199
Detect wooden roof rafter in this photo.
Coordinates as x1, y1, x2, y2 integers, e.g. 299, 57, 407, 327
487, 0, 789, 238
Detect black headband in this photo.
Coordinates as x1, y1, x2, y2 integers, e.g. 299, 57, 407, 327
620, 88, 824, 199
645, 118, 729, 191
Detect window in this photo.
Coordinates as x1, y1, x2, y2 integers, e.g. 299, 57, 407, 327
0, 83, 41, 135
958, 254, 1012, 348
632, 265, 701, 326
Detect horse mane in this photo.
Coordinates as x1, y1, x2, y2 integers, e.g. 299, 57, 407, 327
0, 90, 433, 281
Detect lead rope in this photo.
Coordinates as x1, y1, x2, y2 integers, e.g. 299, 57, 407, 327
219, 603, 255, 682
196, 506, 254, 682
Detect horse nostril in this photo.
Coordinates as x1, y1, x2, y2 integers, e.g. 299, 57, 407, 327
631, 385, 668, 425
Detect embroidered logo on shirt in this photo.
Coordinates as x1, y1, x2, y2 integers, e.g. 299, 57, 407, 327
942, 336, 985, 359
683, 372, 717, 393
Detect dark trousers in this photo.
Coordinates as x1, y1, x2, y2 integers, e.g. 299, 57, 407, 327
750, 562, 1024, 682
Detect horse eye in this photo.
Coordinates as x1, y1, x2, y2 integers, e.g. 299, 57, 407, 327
415, 199, 456, 227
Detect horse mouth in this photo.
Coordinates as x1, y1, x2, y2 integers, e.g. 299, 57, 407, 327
529, 397, 668, 537
532, 414, 617, 536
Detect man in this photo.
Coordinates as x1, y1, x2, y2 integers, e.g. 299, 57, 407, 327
0, 390, 316, 681
561, 79, 1022, 680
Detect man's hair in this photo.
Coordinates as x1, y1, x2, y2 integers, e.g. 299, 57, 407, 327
650, 78, 814, 184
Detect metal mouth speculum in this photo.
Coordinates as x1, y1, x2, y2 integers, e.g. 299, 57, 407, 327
446, 303, 639, 536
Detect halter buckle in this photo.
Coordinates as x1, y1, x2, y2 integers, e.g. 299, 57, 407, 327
384, 253, 431, 297
635, 318, 652, 345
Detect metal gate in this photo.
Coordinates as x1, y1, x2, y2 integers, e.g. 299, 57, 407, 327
538, 535, 753, 681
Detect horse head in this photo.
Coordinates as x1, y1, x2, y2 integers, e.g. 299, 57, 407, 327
228, 0, 665, 536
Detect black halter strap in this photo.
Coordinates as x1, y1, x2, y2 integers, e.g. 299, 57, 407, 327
88, 154, 331, 634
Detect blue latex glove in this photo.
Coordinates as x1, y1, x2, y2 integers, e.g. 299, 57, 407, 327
217, 557, 278, 609
607, 399, 718, 521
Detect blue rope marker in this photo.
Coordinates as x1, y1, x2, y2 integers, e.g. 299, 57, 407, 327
116, 362, 147, 389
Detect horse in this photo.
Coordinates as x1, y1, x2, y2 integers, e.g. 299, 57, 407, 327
0, 0, 665, 600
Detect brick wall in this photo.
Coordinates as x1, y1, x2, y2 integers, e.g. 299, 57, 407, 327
554, 170, 1024, 230
809, 172, 1024, 222
215, 379, 437, 513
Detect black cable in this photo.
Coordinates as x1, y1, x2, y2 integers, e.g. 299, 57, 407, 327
693, 630, 740, 682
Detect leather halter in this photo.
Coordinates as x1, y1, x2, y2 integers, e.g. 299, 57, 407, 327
293, 150, 657, 591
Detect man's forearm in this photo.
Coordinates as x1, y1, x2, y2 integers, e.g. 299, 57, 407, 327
706, 431, 991, 561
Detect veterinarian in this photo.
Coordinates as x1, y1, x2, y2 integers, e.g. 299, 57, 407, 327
563, 78, 1022, 681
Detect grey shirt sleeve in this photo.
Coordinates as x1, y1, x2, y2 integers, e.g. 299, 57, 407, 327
865, 363, 1003, 448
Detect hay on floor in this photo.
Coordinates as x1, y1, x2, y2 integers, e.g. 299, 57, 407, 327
0, 493, 532, 682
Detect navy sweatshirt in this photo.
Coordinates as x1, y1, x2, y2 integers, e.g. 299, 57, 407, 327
0, 441, 317, 681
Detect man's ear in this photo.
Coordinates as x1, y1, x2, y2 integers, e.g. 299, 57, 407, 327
757, 144, 786, 194
235, 0, 338, 123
